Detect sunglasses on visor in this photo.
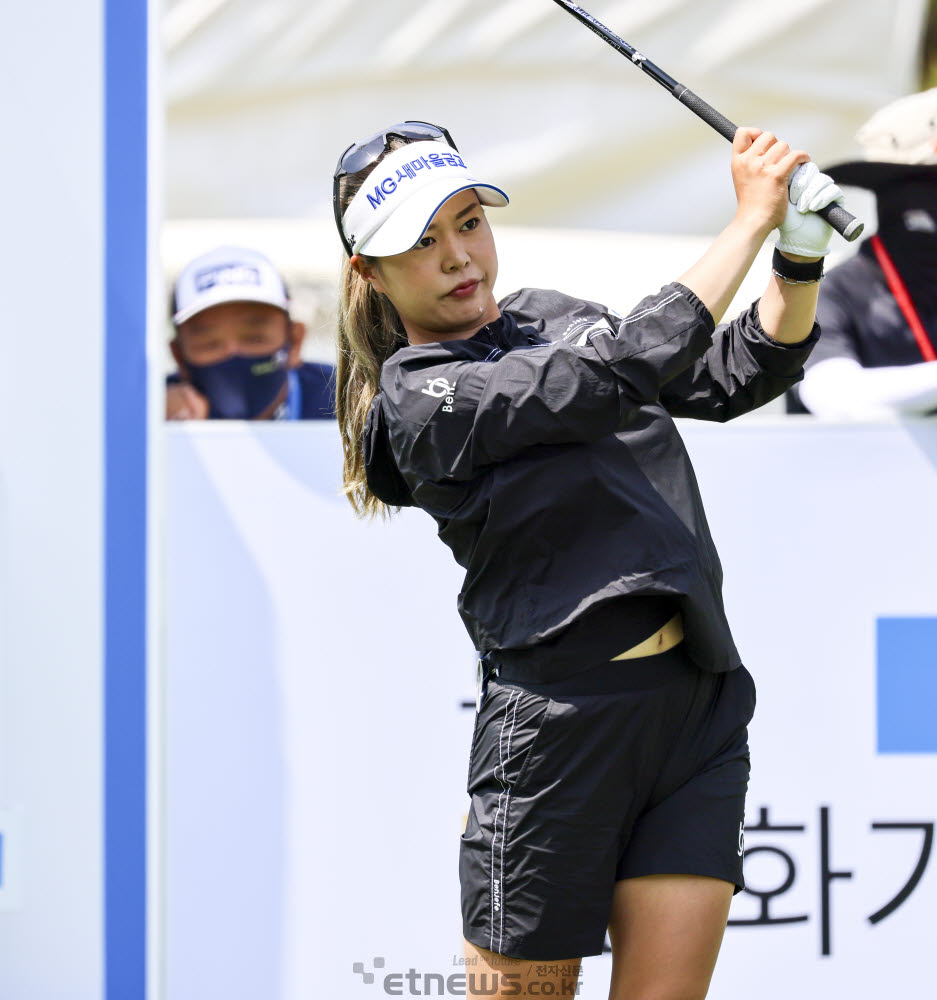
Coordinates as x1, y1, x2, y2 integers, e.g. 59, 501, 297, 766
332, 121, 458, 257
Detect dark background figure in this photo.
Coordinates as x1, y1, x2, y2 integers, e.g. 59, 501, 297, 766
788, 88, 937, 417
167, 245, 335, 421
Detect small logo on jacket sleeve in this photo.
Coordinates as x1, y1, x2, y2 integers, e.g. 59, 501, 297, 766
421, 377, 457, 412
563, 318, 615, 346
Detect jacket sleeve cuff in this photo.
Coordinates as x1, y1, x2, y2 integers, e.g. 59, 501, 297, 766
672, 282, 716, 336
740, 301, 820, 378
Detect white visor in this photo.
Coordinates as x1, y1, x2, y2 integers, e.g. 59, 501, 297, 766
341, 140, 509, 257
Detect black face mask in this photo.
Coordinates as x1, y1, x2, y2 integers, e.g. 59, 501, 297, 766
873, 175, 937, 311
187, 346, 289, 419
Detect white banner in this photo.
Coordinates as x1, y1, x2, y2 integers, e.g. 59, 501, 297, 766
166, 419, 937, 999
164, 0, 926, 235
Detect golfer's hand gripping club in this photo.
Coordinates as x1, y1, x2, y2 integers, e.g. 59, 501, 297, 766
777, 162, 843, 257
549, 0, 864, 242
674, 87, 862, 242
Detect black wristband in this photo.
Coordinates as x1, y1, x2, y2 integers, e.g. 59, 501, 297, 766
772, 247, 824, 284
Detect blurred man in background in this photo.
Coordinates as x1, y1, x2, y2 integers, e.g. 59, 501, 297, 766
167, 245, 335, 420
789, 88, 937, 417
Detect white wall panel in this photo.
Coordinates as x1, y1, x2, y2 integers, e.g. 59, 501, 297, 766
166, 419, 937, 999
0, 2, 105, 997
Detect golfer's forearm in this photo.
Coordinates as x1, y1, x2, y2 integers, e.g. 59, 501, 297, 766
757, 270, 820, 345
678, 217, 767, 325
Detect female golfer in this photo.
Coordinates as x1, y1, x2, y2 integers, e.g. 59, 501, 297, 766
334, 121, 840, 999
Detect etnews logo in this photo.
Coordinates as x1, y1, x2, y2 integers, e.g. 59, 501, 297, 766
352, 956, 582, 996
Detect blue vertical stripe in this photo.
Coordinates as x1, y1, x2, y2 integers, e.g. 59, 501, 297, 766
877, 617, 937, 754
105, 0, 148, 997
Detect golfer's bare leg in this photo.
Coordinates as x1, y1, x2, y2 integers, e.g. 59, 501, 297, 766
464, 939, 582, 998
607, 874, 734, 1000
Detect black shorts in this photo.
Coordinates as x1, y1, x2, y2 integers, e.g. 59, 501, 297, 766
459, 643, 756, 961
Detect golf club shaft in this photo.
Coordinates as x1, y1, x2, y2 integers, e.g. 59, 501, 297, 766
550, 0, 864, 241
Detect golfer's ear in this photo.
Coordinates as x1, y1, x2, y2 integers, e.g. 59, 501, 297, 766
352, 254, 385, 295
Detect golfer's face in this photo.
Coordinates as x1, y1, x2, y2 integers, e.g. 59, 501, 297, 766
366, 190, 501, 344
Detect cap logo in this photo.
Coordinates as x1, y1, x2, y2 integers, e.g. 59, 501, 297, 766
340, 140, 507, 257
194, 264, 262, 293
364, 151, 468, 213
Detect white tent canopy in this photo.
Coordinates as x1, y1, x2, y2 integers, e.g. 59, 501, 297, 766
165, 0, 927, 234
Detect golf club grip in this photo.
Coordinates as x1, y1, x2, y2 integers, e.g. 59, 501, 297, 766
816, 201, 864, 241
673, 86, 737, 143
675, 87, 864, 242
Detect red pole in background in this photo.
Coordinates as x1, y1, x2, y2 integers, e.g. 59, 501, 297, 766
870, 234, 937, 363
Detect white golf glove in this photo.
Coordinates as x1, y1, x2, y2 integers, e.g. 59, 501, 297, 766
776, 162, 844, 257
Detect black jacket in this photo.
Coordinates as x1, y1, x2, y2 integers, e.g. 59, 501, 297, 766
364, 283, 818, 679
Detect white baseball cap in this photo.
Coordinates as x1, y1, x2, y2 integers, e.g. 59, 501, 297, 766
171, 246, 290, 325
855, 87, 937, 165
341, 140, 509, 258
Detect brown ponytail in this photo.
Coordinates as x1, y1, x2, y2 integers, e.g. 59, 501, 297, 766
334, 138, 409, 517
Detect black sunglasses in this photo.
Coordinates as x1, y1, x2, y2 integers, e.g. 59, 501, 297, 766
332, 121, 458, 257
